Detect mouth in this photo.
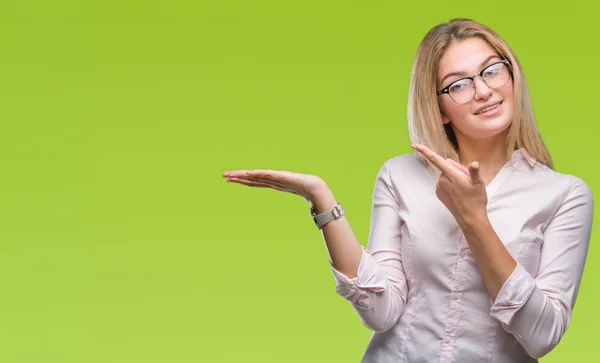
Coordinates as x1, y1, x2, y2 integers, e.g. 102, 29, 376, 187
474, 101, 503, 116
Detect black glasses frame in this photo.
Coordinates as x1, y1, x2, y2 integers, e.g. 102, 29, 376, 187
436, 59, 512, 102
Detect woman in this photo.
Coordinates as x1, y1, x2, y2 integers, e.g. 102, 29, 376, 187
222, 18, 593, 362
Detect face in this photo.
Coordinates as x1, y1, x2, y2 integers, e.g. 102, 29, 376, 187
437, 37, 514, 144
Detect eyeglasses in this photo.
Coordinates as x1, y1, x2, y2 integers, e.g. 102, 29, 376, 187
437, 59, 512, 104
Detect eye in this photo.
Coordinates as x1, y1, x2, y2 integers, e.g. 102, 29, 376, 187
483, 64, 502, 77
449, 79, 471, 93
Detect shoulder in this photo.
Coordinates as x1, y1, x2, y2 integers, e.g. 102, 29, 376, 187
535, 166, 593, 205
380, 153, 425, 174
561, 174, 593, 205
375, 153, 432, 189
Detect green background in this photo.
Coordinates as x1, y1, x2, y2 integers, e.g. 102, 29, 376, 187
0, 0, 597, 362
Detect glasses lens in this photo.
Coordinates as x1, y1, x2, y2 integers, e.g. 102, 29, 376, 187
447, 62, 510, 104
448, 79, 475, 104
482, 62, 510, 89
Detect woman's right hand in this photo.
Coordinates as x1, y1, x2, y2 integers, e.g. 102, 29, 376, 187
222, 169, 328, 205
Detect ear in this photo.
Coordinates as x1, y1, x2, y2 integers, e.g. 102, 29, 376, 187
438, 101, 451, 125
440, 111, 450, 125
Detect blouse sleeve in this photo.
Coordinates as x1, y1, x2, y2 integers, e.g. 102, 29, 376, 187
330, 161, 409, 333
490, 178, 594, 358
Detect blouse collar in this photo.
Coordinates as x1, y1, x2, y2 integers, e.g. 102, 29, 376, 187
513, 148, 537, 168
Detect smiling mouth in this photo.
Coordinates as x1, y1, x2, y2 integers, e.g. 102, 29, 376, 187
475, 101, 502, 115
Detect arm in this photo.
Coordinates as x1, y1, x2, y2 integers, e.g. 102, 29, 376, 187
223, 162, 410, 332
463, 179, 593, 358
311, 162, 409, 333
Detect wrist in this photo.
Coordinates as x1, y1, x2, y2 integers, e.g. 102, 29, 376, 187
459, 209, 490, 235
308, 183, 337, 214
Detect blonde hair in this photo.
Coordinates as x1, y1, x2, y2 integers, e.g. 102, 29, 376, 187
407, 18, 553, 169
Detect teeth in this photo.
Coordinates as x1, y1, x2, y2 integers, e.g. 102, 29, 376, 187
477, 103, 499, 114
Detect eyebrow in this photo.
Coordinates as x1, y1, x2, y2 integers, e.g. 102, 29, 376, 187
439, 55, 501, 86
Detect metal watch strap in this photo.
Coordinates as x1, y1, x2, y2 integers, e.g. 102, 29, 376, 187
310, 202, 344, 230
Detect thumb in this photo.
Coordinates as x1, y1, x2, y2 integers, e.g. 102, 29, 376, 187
468, 162, 482, 186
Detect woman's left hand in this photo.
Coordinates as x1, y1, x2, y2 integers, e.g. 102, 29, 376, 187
412, 143, 488, 227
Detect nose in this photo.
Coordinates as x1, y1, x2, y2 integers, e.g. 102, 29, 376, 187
473, 75, 493, 101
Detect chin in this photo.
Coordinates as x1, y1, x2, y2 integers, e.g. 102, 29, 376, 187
458, 117, 512, 140
473, 124, 512, 139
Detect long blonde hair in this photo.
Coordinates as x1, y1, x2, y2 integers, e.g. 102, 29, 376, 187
407, 18, 553, 169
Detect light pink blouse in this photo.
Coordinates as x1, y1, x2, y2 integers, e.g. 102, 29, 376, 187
331, 149, 593, 363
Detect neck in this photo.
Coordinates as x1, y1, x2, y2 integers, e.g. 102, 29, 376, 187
455, 130, 510, 170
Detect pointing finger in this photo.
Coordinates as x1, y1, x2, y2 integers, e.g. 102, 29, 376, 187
412, 144, 458, 176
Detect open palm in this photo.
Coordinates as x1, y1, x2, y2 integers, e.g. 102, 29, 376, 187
222, 169, 326, 203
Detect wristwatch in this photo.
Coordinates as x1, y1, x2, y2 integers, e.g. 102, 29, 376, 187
310, 202, 344, 230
